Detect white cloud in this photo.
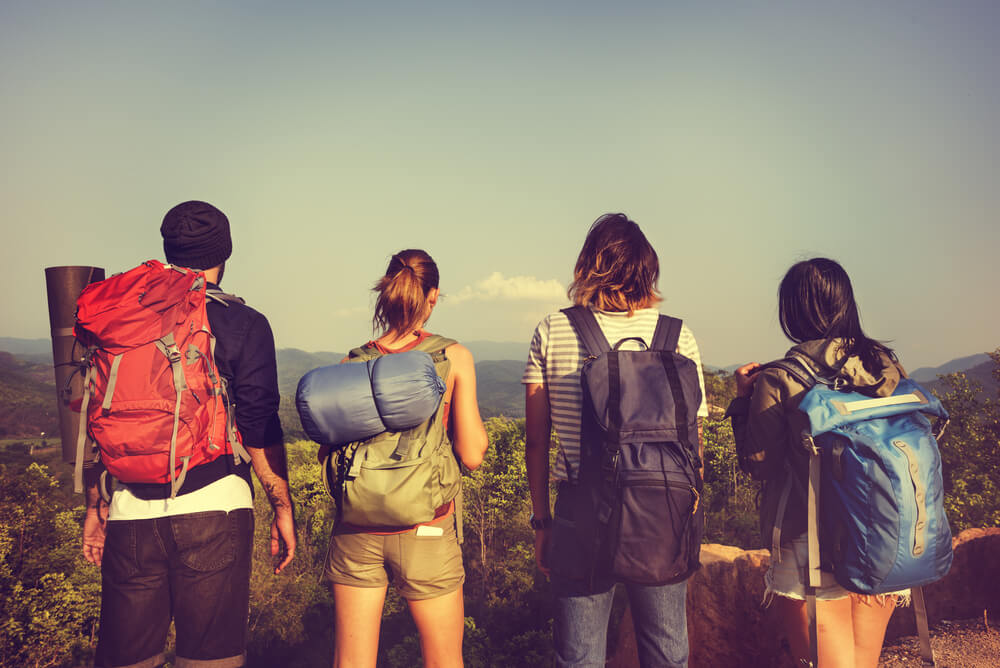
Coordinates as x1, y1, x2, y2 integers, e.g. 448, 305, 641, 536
448, 272, 566, 305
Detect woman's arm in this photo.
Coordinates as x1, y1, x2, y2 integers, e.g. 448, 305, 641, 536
728, 366, 794, 479
445, 343, 488, 470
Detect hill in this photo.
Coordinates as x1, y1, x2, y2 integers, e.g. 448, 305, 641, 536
0, 351, 58, 438
921, 358, 998, 400
0, 337, 52, 364
910, 353, 991, 383
475, 360, 525, 417
275, 348, 343, 396
463, 340, 528, 362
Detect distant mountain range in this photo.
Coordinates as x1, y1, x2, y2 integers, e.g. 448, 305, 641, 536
909, 353, 991, 383
0, 337, 51, 364
0, 336, 994, 440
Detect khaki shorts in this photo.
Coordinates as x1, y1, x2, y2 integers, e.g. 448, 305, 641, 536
324, 512, 465, 601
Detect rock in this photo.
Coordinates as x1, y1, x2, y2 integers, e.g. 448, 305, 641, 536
885, 527, 1000, 641
608, 544, 797, 668
607, 528, 1000, 667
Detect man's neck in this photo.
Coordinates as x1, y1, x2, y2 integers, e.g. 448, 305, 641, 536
201, 267, 222, 284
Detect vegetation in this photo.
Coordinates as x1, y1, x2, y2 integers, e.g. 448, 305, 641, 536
931, 349, 1000, 532
0, 352, 57, 439
0, 352, 997, 666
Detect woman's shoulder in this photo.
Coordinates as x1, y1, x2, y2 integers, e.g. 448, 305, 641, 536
444, 341, 473, 362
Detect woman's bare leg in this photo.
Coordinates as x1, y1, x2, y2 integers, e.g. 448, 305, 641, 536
333, 583, 388, 668
772, 595, 856, 667
406, 586, 465, 668
851, 594, 897, 668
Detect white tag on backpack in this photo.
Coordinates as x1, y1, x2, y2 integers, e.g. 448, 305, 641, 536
415, 524, 444, 537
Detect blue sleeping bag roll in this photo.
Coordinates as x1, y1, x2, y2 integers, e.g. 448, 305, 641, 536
296, 350, 446, 447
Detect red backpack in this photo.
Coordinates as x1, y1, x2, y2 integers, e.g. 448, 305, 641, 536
72, 260, 250, 498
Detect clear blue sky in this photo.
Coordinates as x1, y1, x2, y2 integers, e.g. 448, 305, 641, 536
2, 1, 998, 368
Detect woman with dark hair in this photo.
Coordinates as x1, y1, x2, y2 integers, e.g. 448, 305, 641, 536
728, 258, 907, 667
523, 213, 709, 667
323, 249, 488, 668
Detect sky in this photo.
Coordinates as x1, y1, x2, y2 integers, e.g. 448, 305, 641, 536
2, 1, 998, 369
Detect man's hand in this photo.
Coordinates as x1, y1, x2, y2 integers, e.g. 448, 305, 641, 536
534, 527, 551, 577
247, 444, 297, 574
270, 508, 296, 574
82, 500, 108, 566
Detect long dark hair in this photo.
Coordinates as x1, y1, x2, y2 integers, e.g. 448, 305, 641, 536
778, 257, 895, 373
372, 249, 439, 336
567, 213, 661, 314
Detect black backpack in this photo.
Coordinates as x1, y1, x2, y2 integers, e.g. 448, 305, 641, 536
551, 307, 704, 588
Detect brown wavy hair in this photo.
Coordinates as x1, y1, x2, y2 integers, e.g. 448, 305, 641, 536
372, 249, 440, 336
567, 213, 661, 314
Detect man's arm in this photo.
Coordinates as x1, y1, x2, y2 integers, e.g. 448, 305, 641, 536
81, 464, 108, 565
525, 382, 552, 576
247, 444, 296, 574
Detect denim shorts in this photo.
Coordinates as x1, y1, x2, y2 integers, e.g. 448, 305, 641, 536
95, 509, 254, 668
324, 511, 464, 600
765, 535, 909, 606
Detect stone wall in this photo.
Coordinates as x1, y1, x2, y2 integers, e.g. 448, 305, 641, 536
607, 528, 999, 667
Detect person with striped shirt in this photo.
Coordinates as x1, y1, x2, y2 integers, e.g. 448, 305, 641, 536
523, 213, 708, 667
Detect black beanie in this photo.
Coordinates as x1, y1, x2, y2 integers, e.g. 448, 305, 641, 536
160, 200, 233, 270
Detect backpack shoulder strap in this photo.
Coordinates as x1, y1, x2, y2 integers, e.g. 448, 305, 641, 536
348, 344, 380, 361
560, 306, 610, 357
759, 355, 819, 389
206, 288, 245, 306
649, 315, 683, 352
415, 335, 458, 359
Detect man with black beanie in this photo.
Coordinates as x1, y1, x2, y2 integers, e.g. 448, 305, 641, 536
82, 200, 296, 668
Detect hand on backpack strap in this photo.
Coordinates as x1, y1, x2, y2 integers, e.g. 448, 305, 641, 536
735, 363, 763, 397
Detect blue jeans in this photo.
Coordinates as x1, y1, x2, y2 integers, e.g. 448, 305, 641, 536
552, 576, 689, 668
95, 509, 253, 668
549, 482, 689, 667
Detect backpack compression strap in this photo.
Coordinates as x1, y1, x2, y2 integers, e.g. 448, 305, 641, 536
154, 332, 191, 498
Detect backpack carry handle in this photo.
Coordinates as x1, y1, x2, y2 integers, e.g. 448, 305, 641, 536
612, 337, 648, 351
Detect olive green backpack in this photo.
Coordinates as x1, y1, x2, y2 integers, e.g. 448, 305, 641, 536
322, 335, 463, 536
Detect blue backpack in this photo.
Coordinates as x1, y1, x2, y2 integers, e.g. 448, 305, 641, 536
553, 307, 704, 588
768, 355, 952, 666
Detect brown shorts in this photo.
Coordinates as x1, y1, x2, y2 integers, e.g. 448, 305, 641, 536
323, 512, 464, 601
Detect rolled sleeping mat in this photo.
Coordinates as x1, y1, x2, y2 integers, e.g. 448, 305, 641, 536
296, 349, 446, 447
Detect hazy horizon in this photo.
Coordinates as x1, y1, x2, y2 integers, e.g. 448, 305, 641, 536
3, 2, 999, 370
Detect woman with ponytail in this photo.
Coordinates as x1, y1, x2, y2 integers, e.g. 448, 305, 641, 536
324, 249, 488, 668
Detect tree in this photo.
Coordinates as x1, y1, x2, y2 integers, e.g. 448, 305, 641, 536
700, 418, 759, 549
932, 349, 1000, 532
0, 463, 100, 668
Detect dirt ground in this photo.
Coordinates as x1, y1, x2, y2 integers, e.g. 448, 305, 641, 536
879, 617, 1000, 667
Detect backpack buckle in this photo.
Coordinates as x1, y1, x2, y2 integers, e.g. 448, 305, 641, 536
602, 447, 620, 475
